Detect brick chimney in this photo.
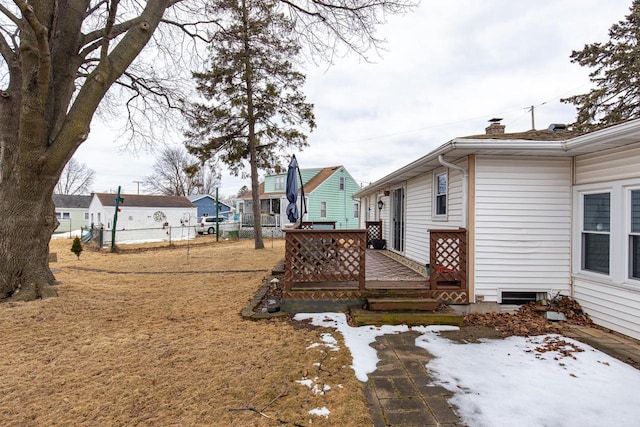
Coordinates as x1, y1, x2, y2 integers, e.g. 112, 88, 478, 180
485, 117, 505, 135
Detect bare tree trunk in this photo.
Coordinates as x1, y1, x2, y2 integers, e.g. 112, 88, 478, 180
242, 0, 264, 249
0, 175, 59, 301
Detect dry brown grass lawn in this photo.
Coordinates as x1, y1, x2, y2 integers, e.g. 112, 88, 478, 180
0, 238, 371, 426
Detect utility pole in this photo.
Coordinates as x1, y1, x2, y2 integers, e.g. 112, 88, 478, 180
111, 186, 124, 253
133, 180, 143, 195
528, 105, 535, 130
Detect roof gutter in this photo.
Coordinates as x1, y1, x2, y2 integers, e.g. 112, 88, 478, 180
438, 154, 468, 228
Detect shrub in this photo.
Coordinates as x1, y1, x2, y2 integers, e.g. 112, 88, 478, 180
71, 236, 83, 259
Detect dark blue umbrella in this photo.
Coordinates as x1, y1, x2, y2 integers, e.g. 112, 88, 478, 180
285, 155, 299, 223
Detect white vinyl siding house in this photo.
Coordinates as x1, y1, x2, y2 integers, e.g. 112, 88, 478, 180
89, 193, 196, 230
355, 118, 640, 340
401, 161, 467, 267
573, 145, 640, 340
474, 156, 572, 302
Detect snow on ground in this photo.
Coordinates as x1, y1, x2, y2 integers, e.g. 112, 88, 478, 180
294, 312, 640, 427
51, 229, 85, 239
308, 407, 330, 418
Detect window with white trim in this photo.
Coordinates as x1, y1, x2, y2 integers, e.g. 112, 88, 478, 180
630, 190, 640, 280
274, 175, 285, 191
435, 172, 447, 216
582, 192, 610, 274
320, 201, 327, 218
353, 203, 359, 219
56, 212, 70, 220
339, 176, 345, 191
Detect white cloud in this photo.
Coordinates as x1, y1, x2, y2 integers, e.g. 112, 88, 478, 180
79, 0, 632, 195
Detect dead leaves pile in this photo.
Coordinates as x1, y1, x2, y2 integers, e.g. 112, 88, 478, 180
464, 296, 593, 337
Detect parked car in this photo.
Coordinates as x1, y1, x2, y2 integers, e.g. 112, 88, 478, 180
197, 216, 226, 235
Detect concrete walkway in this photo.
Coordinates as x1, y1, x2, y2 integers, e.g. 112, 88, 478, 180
362, 326, 640, 426
562, 324, 640, 368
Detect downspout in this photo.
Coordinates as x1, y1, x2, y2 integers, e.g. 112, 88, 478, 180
438, 155, 468, 228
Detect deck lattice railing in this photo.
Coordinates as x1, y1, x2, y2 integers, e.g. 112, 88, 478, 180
429, 229, 467, 290
284, 229, 366, 290
365, 221, 382, 247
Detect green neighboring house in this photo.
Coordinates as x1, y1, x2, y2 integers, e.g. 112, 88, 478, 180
236, 165, 361, 229
52, 194, 92, 234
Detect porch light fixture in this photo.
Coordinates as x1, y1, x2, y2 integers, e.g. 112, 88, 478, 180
377, 200, 384, 210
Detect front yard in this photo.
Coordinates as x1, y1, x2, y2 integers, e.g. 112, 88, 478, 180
0, 238, 370, 426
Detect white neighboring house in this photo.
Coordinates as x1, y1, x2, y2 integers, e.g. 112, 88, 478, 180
88, 193, 197, 230
355, 118, 640, 340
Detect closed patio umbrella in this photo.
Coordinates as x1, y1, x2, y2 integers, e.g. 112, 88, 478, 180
285, 155, 305, 226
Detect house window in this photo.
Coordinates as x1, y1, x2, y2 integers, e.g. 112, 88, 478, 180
320, 201, 327, 218
274, 175, 285, 191
339, 176, 345, 191
630, 190, 640, 280
84, 212, 89, 221
582, 192, 610, 274
56, 212, 70, 220
435, 173, 447, 216
353, 203, 359, 219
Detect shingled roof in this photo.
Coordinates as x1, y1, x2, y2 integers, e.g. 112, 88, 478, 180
52, 194, 92, 209
238, 166, 343, 199
460, 128, 585, 141
94, 193, 194, 208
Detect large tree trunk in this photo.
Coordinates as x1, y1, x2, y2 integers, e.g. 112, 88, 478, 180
0, 176, 59, 301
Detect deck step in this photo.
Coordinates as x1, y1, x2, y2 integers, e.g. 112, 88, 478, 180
350, 308, 464, 327
367, 297, 438, 311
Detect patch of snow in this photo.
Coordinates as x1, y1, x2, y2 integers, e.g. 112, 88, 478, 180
294, 313, 640, 426
295, 379, 313, 388
415, 331, 640, 427
320, 332, 339, 350
294, 313, 452, 381
311, 383, 331, 395
308, 407, 330, 418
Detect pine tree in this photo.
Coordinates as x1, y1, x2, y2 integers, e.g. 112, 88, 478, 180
71, 237, 83, 260
184, 0, 315, 249
562, 1, 640, 131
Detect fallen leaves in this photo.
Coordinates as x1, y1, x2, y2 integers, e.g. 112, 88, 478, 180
464, 296, 592, 337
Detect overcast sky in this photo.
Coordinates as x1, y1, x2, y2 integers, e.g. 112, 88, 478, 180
74, 0, 633, 197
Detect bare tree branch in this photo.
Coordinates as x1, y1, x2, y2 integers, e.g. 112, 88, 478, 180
85, 0, 108, 19
14, 0, 51, 97
0, 3, 21, 26
0, 31, 14, 65
55, 158, 96, 195
160, 17, 218, 43
100, 0, 120, 62
82, 16, 142, 47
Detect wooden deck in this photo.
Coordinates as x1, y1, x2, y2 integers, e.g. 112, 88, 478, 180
281, 228, 468, 313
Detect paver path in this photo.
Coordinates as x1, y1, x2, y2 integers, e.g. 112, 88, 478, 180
364, 331, 465, 427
